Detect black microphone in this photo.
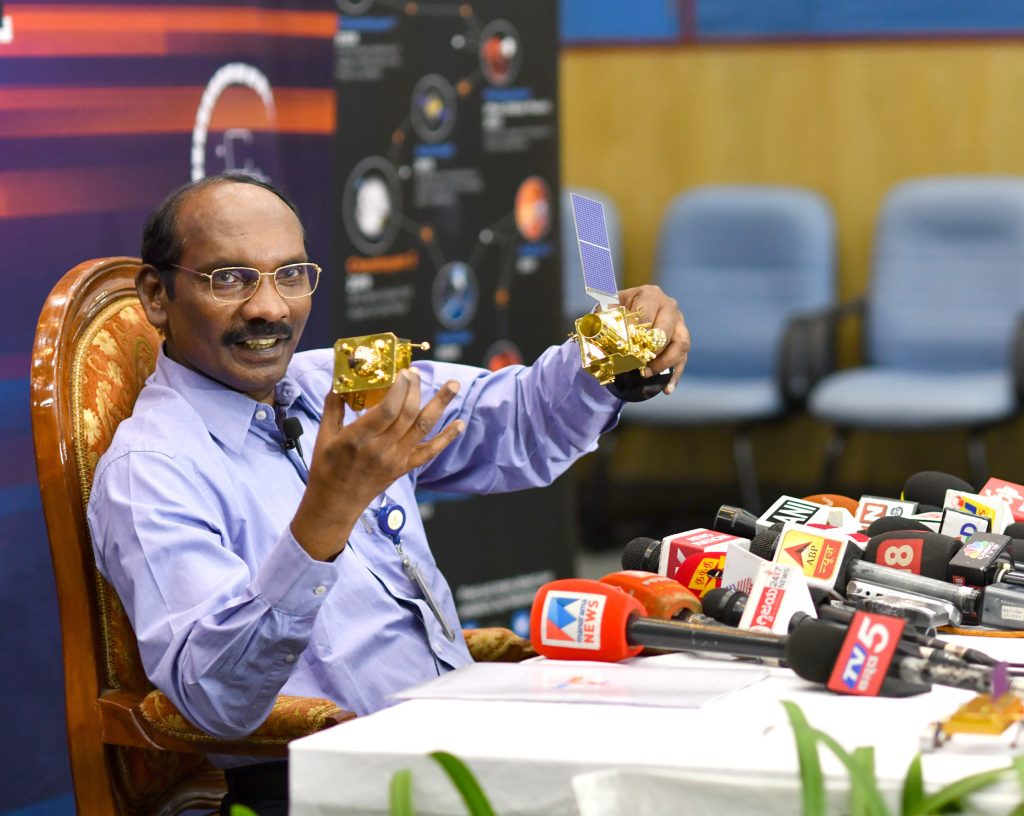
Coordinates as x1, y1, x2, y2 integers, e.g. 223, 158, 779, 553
863, 516, 933, 537
1004, 521, 1024, 539
902, 470, 974, 508
703, 586, 996, 668
621, 536, 661, 572
785, 618, 1014, 696
748, 522, 784, 560
282, 416, 305, 460
714, 505, 760, 539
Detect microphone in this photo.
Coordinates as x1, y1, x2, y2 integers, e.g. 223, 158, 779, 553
621, 537, 661, 572
714, 585, 997, 667
854, 494, 919, 527
748, 522, 784, 560
1004, 521, 1024, 539
531, 579, 785, 662
802, 494, 861, 514
980, 477, 1024, 523
902, 471, 974, 508
861, 531, 961, 576
282, 416, 305, 460
786, 617, 1015, 696
863, 516, 933, 537
598, 570, 717, 625
714, 505, 760, 538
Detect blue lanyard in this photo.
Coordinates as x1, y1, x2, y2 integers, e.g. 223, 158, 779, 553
377, 499, 457, 642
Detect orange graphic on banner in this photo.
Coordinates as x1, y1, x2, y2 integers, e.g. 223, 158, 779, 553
0, 87, 335, 140
2, 6, 336, 57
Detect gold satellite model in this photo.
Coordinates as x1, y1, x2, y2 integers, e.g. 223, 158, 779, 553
566, 193, 666, 386
332, 332, 430, 410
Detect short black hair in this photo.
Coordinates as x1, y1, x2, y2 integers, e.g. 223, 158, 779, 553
140, 173, 303, 298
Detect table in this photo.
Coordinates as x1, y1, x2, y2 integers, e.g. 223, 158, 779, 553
289, 637, 1024, 815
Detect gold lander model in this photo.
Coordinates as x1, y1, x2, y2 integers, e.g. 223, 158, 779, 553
332, 332, 430, 411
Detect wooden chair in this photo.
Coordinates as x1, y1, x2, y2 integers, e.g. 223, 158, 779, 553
31, 258, 535, 815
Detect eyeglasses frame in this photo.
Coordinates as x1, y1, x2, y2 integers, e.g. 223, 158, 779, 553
169, 262, 321, 303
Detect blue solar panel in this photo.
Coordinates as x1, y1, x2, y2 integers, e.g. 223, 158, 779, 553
571, 193, 610, 249
570, 193, 618, 301
578, 242, 617, 299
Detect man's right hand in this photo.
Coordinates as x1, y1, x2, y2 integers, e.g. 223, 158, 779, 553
290, 368, 464, 561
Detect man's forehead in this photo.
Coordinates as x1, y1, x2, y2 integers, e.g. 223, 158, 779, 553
177, 181, 304, 258
181, 181, 294, 228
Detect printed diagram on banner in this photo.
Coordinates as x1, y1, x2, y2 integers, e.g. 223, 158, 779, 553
333, 0, 559, 370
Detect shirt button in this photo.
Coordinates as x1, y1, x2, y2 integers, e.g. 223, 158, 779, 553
255, 409, 268, 421
313, 585, 327, 596
284, 654, 297, 664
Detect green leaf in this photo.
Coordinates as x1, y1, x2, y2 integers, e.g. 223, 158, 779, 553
811, 729, 890, 816
389, 767, 415, 816
1014, 754, 1024, 795
782, 700, 827, 816
229, 807, 259, 816
851, 746, 876, 816
913, 764, 1013, 814
902, 753, 925, 816
429, 751, 498, 816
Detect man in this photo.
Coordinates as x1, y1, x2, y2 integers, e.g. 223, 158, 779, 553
87, 174, 690, 813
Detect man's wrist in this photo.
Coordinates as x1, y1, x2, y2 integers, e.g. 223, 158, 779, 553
291, 497, 359, 562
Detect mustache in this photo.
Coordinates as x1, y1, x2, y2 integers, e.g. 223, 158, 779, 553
222, 321, 294, 347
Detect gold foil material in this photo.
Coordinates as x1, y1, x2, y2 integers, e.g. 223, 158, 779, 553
333, 332, 430, 410
571, 306, 667, 385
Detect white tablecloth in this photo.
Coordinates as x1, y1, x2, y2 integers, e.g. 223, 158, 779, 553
289, 636, 1024, 815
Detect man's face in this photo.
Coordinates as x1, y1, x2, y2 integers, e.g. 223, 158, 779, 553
145, 182, 312, 404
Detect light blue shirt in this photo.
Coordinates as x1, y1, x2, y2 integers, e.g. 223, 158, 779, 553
87, 341, 620, 742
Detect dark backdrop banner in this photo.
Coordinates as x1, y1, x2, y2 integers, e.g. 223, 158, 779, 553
0, 3, 336, 810
332, 0, 572, 638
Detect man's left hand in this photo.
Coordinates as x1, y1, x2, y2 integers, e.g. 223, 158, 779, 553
618, 284, 690, 395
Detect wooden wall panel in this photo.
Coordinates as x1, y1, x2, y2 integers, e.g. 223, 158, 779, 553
561, 42, 1024, 493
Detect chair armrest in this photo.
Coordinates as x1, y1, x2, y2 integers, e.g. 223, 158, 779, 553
99, 689, 355, 757
777, 298, 865, 407
464, 626, 536, 662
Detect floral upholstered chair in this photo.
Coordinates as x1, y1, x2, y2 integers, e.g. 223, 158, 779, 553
31, 257, 533, 815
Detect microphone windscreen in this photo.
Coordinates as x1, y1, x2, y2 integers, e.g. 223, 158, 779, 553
600, 571, 702, 619
621, 537, 661, 572
864, 516, 932, 537
784, 618, 847, 683
701, 587, 746, 626
803, 494, 860, 514
862, 532, 960, 580
1004, 522, 1024, 539
902, 471, 974, 507
749, 524, 782, 560
530, 578, 645, 662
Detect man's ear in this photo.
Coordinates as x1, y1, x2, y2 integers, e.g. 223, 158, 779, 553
136, 264, 169, 332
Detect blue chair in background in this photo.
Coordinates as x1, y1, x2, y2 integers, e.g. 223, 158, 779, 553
809, 176, 1024, 489
623, 185, 838, 512
561, 186, 624, 330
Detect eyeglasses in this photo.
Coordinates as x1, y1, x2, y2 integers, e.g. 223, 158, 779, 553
170, 262, 321, 303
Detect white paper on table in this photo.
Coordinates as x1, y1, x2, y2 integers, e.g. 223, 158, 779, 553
390, 660, 768, 708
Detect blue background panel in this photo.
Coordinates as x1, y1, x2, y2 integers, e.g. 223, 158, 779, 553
560, 0, 1024, 45
559, 0, 684, 43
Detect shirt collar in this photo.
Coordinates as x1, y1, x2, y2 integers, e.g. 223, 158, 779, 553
152, 347, 303, 454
